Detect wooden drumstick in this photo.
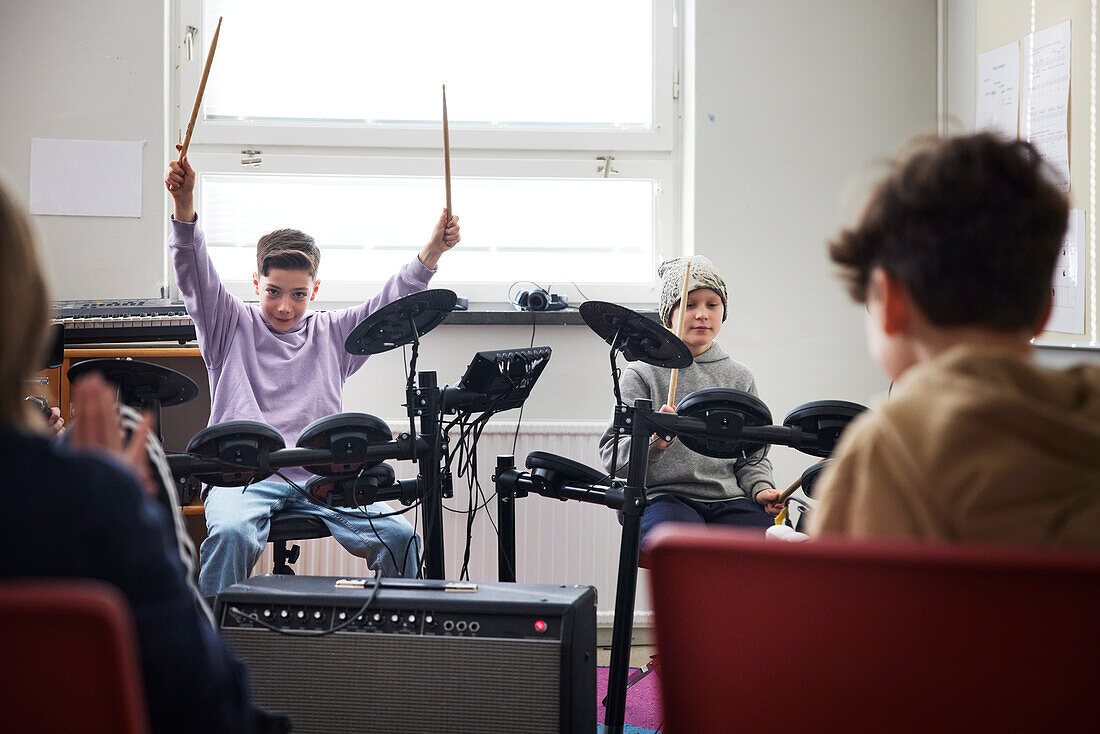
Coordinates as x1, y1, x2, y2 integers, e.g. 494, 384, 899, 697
777, 475, 804, 504
442, 84, 452, 219
178, 16, 223, 163
666, 262, 693, 407
778, 458, 825, 504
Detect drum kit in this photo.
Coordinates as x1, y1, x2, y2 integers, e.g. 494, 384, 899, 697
491, 300, 867, 734
70, 293, 867, 734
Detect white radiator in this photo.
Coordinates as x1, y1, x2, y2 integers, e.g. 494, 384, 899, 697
254, 420, 650, 626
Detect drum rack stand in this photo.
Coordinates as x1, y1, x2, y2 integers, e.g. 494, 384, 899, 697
493, 396, 661, 734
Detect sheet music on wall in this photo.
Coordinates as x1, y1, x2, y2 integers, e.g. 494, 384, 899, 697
975, 41, 1019, 139
1022, 20, 1071, 192
1045, 209, 1086, 335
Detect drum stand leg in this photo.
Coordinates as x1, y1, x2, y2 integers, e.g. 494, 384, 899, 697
414, 371, 447, 580
603, 397, 651, 734
496, 456, 517, 583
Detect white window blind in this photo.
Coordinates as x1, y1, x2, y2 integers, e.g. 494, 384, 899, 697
174, 0, 680, 302
202, 0, 654, 129
202, 173, 655, 285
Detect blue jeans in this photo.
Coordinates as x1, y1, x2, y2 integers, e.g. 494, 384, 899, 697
198, 479, 420, 598
639, 493, 773, 550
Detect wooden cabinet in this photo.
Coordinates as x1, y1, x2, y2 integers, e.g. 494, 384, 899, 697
27, 366, 61, 414
58, 347, 212, 453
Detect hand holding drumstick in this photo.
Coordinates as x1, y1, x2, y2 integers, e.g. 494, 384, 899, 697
164, 146, 197, 222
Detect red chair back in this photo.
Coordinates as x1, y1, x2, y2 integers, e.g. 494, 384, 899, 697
647, 525, 1100, 734
0, 579, 149, 734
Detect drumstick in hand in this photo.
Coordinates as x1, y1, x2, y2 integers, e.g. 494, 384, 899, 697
666, 262, 692, 407
178, 16, 223, 164
442, 84, 452, 219
777, 474, 804, 504
777, 458, 825, 504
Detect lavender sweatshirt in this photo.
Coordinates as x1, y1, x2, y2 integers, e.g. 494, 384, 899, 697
170, 217, 434, 484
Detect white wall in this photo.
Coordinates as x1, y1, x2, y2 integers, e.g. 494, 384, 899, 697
945, 0, 978, 132
0, 1, 169, 299
686, 0, 937, 481
1, 0, 941, 476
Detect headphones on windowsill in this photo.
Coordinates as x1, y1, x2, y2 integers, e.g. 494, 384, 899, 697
512, 287, 569, 312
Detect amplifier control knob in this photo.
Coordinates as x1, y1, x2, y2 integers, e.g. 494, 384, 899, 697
314, 611, 322, 620
338, 612, 347, 621
263, 609, 272, 618
425, 615, 434, 625
408, 614, 416, 624
297, 610, 305, 619
373, 613, 382, 623
391, 614, 400, 624
280, 610, 288, 618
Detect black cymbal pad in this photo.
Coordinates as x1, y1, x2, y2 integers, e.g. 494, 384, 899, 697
579, 301, 692, 369
345, 289, 458, 355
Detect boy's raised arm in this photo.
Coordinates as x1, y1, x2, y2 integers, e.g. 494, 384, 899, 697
332, 210, 461, 373
417, 208, 460, 270
165, 152, 242, 369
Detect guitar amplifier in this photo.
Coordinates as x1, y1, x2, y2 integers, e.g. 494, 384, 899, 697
215, 576, 596, 734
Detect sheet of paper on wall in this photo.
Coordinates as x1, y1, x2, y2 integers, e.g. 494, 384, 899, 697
28, 138, 142, 218
1045, 209, 1086, 335
975, 41, 1019, 139
1022, 20, 1071, 192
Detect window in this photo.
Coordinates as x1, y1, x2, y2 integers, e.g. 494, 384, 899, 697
174, 0, 681, 303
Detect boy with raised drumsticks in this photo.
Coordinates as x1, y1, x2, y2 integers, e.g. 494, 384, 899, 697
165, 152, 460, 599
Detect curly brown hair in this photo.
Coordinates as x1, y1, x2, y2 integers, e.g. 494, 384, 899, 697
828, 133, 1069, 330
256, 229, 320, 278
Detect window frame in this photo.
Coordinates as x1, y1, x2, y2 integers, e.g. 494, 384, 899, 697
170, 0, 683, 305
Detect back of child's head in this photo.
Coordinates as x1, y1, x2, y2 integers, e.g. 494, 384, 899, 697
0, 180, 50, 428
256, 229, 321, 279
829, 132, 1069, 331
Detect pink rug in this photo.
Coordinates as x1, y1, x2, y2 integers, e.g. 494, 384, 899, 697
595, 665, 664, 732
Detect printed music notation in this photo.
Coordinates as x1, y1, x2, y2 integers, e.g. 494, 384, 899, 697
1022, 20, 1071, 192
976, 41, 1019, 139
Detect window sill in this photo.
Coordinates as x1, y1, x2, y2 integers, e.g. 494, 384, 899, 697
446, 304, 658, 326
305, 301, 660, 326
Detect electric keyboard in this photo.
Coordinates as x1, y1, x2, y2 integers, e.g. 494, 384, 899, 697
53, 299, 196, 344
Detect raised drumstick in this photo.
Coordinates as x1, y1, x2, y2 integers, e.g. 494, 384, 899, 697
442, 84, 452, 218
666, 262, 693, 407
178, 16, 223, 163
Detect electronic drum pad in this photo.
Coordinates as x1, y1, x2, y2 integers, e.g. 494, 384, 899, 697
185, 420, 285, 487
782, 400, 867, 458
674, 387, 773, 459
296, 412, 393, 475
579, 301, 693, 369
344, 289, 458, 356
799, 459, 833, 498
67, 357, 199, 408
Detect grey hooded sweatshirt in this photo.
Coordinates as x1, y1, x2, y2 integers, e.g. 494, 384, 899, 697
598, 341, 776, 502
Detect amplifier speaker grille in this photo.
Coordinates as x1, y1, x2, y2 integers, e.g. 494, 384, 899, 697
227, 626, 563, 733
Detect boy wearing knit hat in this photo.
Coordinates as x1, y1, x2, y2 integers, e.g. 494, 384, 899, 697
598, 256, 782, 547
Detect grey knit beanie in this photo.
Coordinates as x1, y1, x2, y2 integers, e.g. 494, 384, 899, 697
657, 255, 728, 328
